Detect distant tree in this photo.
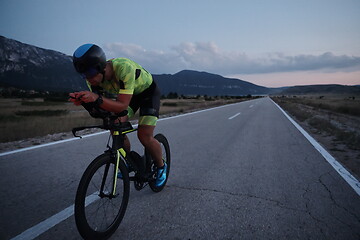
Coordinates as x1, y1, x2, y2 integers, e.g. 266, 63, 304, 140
167, 92, 178, 99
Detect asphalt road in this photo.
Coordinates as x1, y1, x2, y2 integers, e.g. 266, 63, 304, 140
1, 97, 359, 240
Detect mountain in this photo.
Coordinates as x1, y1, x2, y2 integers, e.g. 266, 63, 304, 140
0, 35, 86, 92
3, 35, 358, 97
154, 70, 272, 96
279, 84, 360, 95
0, 36, 274, 96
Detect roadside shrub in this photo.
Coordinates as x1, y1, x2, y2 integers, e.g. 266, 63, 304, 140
15, 110, 69, 117
21, 101, 64, 106
0, 114, 21, 122
279, 102, 312, 122
335, 131, 360, 150
308, 117, 335, 133
162, 102, 178, 107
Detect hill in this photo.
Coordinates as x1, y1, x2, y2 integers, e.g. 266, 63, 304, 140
278, 84, 360, 96
154, 70, 272, 96
1, 35, 358, 97
0, 35, 274, 96
0, 36, 86, 92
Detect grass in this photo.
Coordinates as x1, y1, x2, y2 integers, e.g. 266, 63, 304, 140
280, 96, 360, 116
272, 94, 360, 179
0, 112, 102, 143
0, 96, 251, 142
306, 116, 360, 150
0, 98, 100, 142
15, 110, 69, 117
0, 114, 22, 122
162, 102, 178, 107
272, 95, 360, 151
21, 101, 64, 106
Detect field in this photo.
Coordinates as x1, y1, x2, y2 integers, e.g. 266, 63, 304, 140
0, 96, 250, 149
3, 94, 357, 179
272, 95, 360, 179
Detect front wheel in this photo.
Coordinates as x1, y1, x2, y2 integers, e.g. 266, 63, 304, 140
149, 134, 171, 192
75, 153, 130, 240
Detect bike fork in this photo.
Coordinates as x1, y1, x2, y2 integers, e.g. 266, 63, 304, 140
112, 148, 127, 196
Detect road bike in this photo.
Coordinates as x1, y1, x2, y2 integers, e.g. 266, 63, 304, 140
72, 110, 170, 240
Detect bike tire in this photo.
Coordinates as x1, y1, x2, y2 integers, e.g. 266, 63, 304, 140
75, 153, 130, 240
149, 134, 171, 192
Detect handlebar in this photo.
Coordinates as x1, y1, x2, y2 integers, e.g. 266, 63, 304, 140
72, 125, 102, 138
71, 110, 134, 138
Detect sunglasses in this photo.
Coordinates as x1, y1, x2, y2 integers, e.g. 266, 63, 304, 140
80, 68, 99, 79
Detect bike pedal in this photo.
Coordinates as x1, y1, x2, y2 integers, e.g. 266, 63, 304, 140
134, 181, 145, 191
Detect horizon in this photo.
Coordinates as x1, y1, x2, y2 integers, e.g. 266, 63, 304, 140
1, 0, 359, 87
1, 34, 360, 90
162, 69, 360, 88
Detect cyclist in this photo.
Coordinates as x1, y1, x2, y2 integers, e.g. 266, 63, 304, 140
69, 44, 167, 187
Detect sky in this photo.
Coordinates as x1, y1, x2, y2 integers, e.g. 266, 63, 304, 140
0, 0, 359, 87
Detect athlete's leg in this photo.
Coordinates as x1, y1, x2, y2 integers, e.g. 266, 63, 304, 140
120, 115, 131, 153
137, 125, 163, 167
135, 81, 162, 166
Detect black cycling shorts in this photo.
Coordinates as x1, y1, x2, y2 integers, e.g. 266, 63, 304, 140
128, 80, 161, 126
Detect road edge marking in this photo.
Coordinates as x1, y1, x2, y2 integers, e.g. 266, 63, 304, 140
270, 98, 360, 196
228, 112, 241, 120
0, 101, 243, 157
10, 193, 99, 240
0, 131, 107, 157
6, 100, 247, 239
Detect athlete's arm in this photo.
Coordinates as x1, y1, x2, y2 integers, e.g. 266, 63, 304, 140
71, 91, 132, 113
103, 93, 132, 113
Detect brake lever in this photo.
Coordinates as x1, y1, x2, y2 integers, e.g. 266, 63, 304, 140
72, 129, 82, 139
72, 127, 87, 139
72, 125, 103, 139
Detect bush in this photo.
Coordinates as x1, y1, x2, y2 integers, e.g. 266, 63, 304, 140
167, 92, 179, 99
0, 114, 21, 122
162, 102, 178, 107
15, 110, 69, 117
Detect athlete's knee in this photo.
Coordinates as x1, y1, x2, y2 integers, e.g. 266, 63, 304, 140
137, 128, 154, 147
138, 132, 150, 145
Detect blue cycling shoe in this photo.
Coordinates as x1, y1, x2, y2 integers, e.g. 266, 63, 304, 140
155, 163, 167, 187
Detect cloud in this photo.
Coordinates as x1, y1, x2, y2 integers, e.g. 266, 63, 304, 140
103, 42, 182, 74
103, 42, 360, 75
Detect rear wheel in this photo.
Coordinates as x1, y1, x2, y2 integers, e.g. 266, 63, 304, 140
149, 134, 171, 192
75, 153, 130, 240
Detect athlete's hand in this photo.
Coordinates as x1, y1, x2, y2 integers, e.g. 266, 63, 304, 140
69, 92, 83, 105
70, 91, 99, 104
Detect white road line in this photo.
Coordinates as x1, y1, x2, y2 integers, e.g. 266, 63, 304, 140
5, 101, 247, 240
271, 98, 360, 196
0, 131, 107, 157
0, 101, 242, 157
157, 101, 241, 122
7, 98, 360, 240
249, 105, 254, 108
228, 112, 241, 120
10, 193, 99, 240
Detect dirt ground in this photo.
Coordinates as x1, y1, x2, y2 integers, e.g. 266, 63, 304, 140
3, 96, 358, 182
272, 96, 360, 180
0, 97, 247, 152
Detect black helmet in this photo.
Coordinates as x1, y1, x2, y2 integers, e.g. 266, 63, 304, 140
73, 44, 106, 74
